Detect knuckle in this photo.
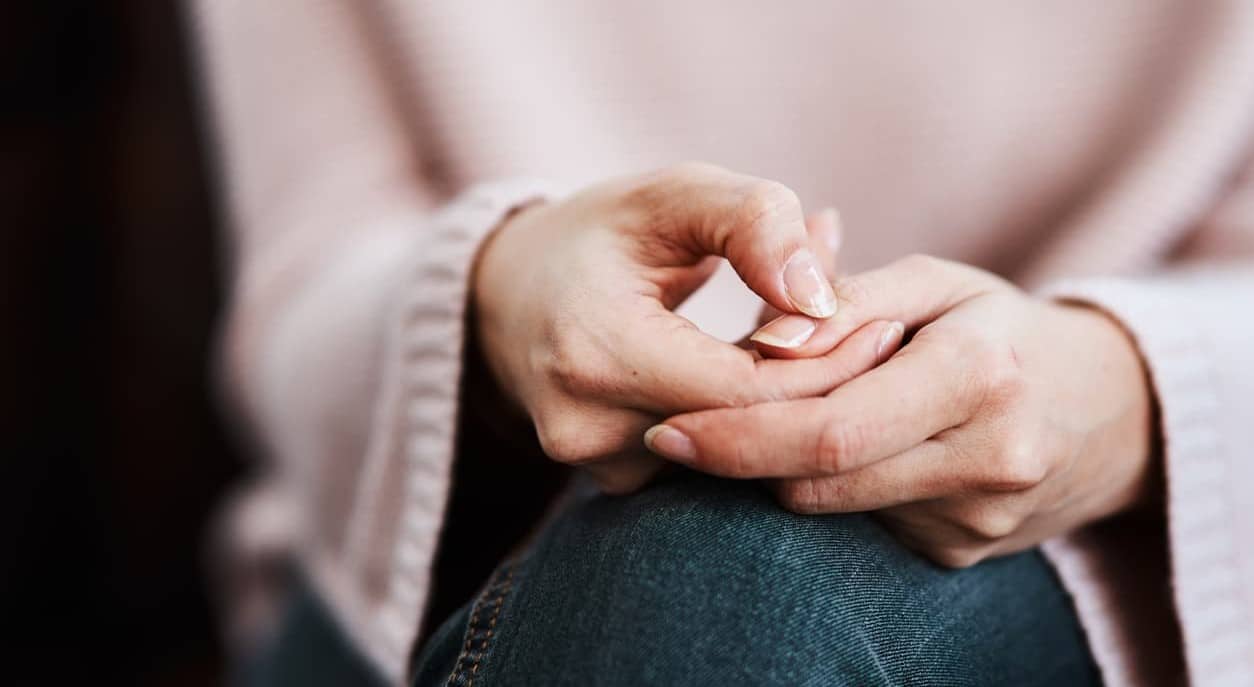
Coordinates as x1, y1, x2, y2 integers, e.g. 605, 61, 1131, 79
628, 162, 723, 209
544, 334, 613, 399
729, 362, 784, 407
984, 433, 1047, 492
813, 422, 864, 474
534, 414, 609, 464
545, 354, 592, 396
775, 479, 825, 514
622, 162, 731, 236
722, 434, 756, 478
738, 180, 801, 233
623, 163, 708, 213
928, 545, 987, 569
958, 505, 1021, 541
535, 420, 585, 463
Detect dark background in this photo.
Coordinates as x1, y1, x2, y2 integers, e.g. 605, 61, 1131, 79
2, 3, 244, 684
0, 4, 571, 684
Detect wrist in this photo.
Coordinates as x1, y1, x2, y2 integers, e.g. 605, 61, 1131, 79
469, 199, 550, 418
471, 199, 548, 314
1056, 301, 1163, 516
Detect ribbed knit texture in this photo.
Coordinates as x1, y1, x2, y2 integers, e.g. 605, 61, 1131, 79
191, 2, 1254, 684
1043, 273, 1254, 687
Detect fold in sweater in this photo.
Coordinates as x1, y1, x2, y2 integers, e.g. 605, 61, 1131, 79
191, 2, 1254, 684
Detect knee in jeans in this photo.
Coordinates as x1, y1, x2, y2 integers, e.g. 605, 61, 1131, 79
548, 472, 919, 617
469, 472, 1095, 686
506, 473, 940, 679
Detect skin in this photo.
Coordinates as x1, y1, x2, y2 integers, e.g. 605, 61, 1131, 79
647, 254, 1159, 567
475, 163, 1158, 568
473, 163, 902, 493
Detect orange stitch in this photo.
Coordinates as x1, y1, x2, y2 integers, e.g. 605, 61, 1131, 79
468, 565, 516, 683
447, 565, 508, 687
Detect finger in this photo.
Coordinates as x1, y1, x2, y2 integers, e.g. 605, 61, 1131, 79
750, 254, 1002, 359
875, 506, 990, 567
533, 399, 656, 466
753, 208, 842, 329
649, 335, 980, 478
876, 500, 1019, 568
530, 398, 669, 494
772, 439, 961, 513
747, 312, 821, 351
628, 163, 838, 319
745, 208, 840, 354
620, 316, 902, 414
581, 454, 668, 494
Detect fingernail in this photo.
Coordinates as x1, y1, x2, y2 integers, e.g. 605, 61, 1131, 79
644, 425, 697, 463
820, 208, 842, 255
749, 314, 817, 349
784, 249, 838, 318
877, 321, 905, 360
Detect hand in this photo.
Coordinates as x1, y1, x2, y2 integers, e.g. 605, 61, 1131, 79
646, 255, 1158, 566
473, 163, 899, 493
749, 208, 843, 348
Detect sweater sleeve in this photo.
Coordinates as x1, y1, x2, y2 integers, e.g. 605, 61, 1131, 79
190, 0, 555, 674
1039, 172, 1254, 686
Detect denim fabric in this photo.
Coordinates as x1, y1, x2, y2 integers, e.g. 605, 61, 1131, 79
414, 472, 1098, 686
251, 472, 1099, 686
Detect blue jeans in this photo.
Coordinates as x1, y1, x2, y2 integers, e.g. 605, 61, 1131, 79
252, 473, 1099, 686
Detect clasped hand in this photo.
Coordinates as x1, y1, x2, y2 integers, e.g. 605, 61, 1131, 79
473, 163, 1156, 567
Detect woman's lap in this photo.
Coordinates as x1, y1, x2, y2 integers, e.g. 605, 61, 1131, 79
245, 471, 1099, 685
413, 472, 1098, 686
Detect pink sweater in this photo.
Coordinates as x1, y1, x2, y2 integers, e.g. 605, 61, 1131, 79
191, 2, 1254, 684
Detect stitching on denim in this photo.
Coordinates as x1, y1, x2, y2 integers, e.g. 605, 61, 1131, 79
470, 566, 513, 682
446, 596, 484, 685
445, 561, 517, 687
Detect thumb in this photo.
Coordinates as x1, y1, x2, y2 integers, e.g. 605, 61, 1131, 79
753, 254, 1004, 359
754, 207, 843, 328
632, 164, 838, 319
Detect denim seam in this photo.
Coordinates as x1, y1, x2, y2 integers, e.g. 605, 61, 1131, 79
446, 561, 517, 687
